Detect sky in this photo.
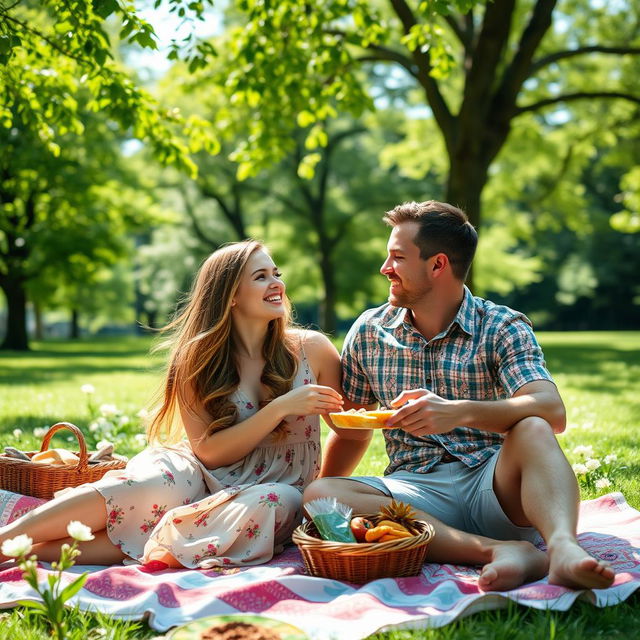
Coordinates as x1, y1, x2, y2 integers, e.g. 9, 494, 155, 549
126, 2, 223, 79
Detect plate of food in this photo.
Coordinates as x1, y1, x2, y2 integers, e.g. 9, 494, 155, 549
328, 408, 396, 429
167, 613, 308, 640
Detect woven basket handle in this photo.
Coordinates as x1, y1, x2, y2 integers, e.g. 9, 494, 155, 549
39, 422, 89, 472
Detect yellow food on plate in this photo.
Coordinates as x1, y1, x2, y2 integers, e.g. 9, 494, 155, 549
329, 408, 395, 429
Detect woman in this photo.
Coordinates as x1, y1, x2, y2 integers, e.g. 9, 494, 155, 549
0, 241, 347, 568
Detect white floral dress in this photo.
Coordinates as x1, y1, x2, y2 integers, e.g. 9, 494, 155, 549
79, 354, 321, 568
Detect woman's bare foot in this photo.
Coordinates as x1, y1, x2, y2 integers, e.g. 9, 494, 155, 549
478, 540, 549, 591
548, 538, 615, 590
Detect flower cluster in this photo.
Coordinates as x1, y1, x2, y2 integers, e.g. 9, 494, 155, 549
1, 522, 94, 640
570, 444, 622, 493
81, 384, 148, 451
24, 385, 149, 453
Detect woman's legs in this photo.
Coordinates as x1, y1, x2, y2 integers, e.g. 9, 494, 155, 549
0, 486, 121, 563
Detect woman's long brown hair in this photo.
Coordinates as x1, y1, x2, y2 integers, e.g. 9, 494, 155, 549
147, 240, 298, 445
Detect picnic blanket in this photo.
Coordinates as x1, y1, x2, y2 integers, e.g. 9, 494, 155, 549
1, 491, 639, 639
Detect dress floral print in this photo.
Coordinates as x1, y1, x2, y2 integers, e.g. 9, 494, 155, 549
61, 351, 321, 568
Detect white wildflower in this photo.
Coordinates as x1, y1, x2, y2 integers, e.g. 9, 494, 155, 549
66, 521, 94, 542
604, 454, 618, 464
118, 415, 130, 426
572, 445, 594, 458
1, 534, 33, 558
93, 417, 114, 433
99, 404, 118, 418
12, 428, 22, 438
585, 458, 601, 471
595, 477, 612, 490
136, 408, 150, 421
33, 427, 48, 438
134, 434, 147, 446
572, 463, 588, 476
80, 384, 95, 394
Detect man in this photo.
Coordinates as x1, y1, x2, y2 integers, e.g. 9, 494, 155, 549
308, 200, 614, 591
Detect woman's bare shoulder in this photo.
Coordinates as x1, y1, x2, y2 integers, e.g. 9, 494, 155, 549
287, 328, 336, 353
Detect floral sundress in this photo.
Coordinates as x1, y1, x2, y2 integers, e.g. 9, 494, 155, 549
77, 353, 321, 568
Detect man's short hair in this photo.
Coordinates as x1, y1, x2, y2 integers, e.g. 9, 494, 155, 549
383, 200, 478, 281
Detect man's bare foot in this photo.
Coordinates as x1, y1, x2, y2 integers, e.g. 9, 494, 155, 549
548, 539, 615, 590
478, 541, 549, 592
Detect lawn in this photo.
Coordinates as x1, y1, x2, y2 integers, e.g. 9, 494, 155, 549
0, 332, 639, 638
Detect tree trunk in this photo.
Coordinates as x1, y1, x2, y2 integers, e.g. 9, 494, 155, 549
0, 275, 30, 350
70, 308, 80, 339
445, 151, 491, 293
318, 250, 337, 334
33, 302, 44, 340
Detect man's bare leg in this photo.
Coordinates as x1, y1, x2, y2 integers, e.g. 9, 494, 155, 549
494, 417, 615, 590
303, 478, 548, 591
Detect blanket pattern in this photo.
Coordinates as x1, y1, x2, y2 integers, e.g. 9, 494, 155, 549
0, 492, 638, 639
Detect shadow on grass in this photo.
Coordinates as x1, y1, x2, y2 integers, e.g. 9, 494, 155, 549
544, 344, 639, 376
0, 338, 161, 385
0, 363, 159, 386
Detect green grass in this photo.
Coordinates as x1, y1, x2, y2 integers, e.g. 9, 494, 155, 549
1, 332, 639, 638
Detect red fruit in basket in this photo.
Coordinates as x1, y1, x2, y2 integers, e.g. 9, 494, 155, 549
350, 516, 374, 542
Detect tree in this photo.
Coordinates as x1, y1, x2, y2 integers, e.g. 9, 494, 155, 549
208, 0, 640, 286
0, 97, 160, 350
0, 1, 218, 172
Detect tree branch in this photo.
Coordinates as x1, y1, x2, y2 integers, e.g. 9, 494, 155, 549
356, 45, 419, 79
531, 46, 640, 74
389, 0, 455, 152
516, 91, 640, 114
461, 0, 521, 121
0, 10, 94, 66
491, 0, 557, 120
244, 183, 308, 218
179, 185, 219, 247
443, 13, 468, 48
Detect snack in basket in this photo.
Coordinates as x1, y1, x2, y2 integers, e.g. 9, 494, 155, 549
348, 500, 422, 543
305, 497, 357, 543
349, 516, 374, 542
328, 407, 395, 429
375, 499, 421, 535
31, 448, 80, 466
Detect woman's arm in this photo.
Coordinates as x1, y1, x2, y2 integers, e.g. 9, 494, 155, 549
301, 330, 374, 476
179, 364, 343, 470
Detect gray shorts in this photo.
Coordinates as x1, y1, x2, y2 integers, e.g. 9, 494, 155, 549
347, 450, 542, 545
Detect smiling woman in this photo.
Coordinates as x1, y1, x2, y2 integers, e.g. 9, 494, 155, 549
0, 240, 357, 570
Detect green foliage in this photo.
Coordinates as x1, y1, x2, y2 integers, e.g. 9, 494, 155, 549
0, 1, 219, 174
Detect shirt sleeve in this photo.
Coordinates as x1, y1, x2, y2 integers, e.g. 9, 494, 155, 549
494, 315, 554, 396
341, 316, 377, 405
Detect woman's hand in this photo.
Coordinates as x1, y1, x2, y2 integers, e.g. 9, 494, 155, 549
272, 384, 344, 418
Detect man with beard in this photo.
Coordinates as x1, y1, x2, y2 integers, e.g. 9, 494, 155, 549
306, 200, 615, 592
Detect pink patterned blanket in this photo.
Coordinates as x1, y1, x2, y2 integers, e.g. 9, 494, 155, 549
0, 491, 638, 638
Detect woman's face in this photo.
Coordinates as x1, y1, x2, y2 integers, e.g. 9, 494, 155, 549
232, 249, 286, 321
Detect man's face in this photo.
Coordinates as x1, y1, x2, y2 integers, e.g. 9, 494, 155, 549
380, 221, 432, 307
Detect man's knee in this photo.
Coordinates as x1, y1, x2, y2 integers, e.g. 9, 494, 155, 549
507, 416, 555, 441
303, 477, 348, 503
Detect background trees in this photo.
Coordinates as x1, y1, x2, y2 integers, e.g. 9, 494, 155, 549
1, 0, 638, 347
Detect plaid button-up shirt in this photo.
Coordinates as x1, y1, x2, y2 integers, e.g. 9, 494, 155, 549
342, 286, 554, 475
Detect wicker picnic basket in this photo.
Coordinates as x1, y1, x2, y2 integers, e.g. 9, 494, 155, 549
0, 422, 127, 499
292, 515, 434, 584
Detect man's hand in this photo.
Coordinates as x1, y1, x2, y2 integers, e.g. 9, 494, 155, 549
385, 389, 464, 436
